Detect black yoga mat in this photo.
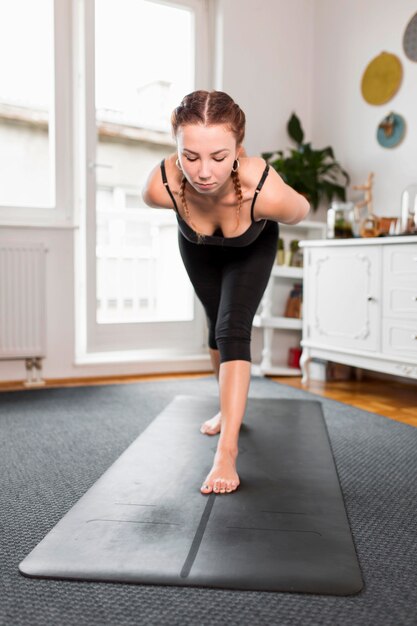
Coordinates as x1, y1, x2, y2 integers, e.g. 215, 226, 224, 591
19, 395, 363, 595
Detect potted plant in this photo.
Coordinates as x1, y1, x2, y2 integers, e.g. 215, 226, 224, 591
276, 237, 285, 265
262, 113, 350, 211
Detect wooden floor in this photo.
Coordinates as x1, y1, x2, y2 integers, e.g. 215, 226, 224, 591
271, 376, 417, 428
1, 371, 416, 428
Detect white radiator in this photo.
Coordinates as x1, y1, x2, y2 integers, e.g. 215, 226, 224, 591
0, 242, 47, 361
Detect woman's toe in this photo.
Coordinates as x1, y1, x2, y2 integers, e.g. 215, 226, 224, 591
200, 482, 212, 494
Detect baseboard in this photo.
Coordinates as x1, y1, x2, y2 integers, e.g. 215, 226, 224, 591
0, 370, 214, 392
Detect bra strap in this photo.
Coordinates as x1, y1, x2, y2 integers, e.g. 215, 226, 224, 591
250, 163, 270, 221
160, 159, 179, 213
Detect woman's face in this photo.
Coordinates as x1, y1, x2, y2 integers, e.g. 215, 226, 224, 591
176, 123, 239, 195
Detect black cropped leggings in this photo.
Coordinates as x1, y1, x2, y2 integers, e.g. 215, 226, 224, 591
178, 220, 278, 363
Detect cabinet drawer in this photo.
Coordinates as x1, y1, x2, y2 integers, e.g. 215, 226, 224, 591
382, 318, 417, 359
383, 285, 417, 319
383, 244, 417, 282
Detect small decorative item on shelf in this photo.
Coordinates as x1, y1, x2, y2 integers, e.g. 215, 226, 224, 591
284, 283, 302, 319
276, 238, 285, 265
353, 172, 375, 224
400, 184, 417, 233
289, 240, 303, 267
327, 201, 354, 238
287, 346, 302, 369
378, 217, 401, 236
360, 214, 401, 237
360, 214, 380, 237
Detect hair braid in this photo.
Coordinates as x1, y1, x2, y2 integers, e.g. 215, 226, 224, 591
178, 176, 206, 244
231, 170, 243, 231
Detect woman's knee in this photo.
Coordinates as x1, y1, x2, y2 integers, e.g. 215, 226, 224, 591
216, 338, 251, 363
214, 314, 253, 363
215, 309, 253, 344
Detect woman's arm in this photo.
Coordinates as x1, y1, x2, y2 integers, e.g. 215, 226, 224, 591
142, 152, 179, 209
255, 164, 311, 225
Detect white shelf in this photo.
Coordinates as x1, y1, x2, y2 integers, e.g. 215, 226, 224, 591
271, 265, 303, 279
253, 315, 302, 330
254, 220, 325, 378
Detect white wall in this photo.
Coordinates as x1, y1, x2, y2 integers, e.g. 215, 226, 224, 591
217, 0, 314, 161
312, 0, 417, 219
1, 0, 416, 383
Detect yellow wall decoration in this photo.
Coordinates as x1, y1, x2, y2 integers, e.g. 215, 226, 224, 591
360, 52, 403, 105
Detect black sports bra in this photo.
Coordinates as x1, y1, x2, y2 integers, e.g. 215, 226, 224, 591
160, 159, 270, 247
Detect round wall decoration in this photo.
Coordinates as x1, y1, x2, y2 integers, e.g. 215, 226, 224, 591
361, 52, 403, 104
376, 112, 406, 148
403, 11, 417, 61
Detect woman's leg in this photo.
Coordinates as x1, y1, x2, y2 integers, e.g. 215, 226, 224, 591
177, 233, 223, 434
200, 359, 252, 494
209, 347, 220, 381
199, 347, 223, 435
201, 222, 279, 494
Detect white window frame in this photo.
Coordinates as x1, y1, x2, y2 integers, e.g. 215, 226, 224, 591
0, 0, 74, 228
75, 0, 214, 356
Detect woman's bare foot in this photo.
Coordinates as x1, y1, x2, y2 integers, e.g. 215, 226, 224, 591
200, 447, 240, 494
200, 411, 222, 435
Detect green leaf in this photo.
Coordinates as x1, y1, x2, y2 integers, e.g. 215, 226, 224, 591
287, 113, 304, 145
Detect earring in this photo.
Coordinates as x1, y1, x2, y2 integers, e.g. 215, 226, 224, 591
232, 158, 240, 173
176, 158, 182, 171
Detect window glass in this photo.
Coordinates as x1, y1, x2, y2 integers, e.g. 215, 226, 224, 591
0, 0, 54, 207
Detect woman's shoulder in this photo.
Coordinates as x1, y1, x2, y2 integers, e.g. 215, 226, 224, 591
142, 154, 182, 210
238, 156, 268, 190
245, 157, 311, 224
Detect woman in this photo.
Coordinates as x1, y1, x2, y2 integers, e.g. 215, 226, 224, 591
142, 90, 310, 496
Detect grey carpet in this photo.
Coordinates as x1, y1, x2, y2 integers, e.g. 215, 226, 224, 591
1, 376, 416, 626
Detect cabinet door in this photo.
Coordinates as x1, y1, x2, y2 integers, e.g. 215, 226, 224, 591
306, 247, 381, 351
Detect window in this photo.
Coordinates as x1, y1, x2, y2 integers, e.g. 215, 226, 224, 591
0, 0, 54, 206
0, 0, 72, 225
83, 0, 210, 354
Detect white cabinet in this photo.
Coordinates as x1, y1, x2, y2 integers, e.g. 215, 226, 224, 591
306, 246, 381, 352
252, 220, 326, 376
300, 237, 417, 382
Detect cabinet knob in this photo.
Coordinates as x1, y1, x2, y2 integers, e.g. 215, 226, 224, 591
413, 335, 417, 341
367, 295, 376, 302
413, 296, 417, 301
